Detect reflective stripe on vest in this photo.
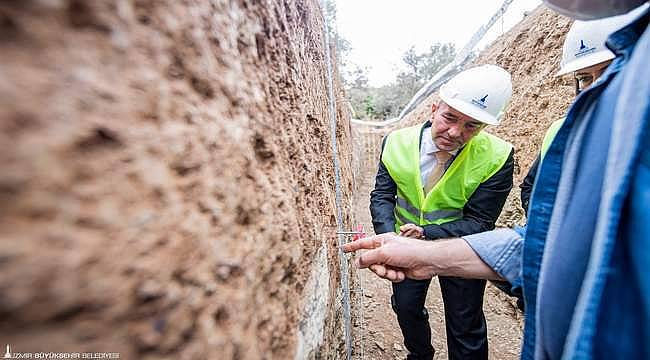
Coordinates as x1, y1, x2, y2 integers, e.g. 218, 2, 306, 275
397, 197, 463, 222
382, 123, 512, 232
394, 208, 413, 226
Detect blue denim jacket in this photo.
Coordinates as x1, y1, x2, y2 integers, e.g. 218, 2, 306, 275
464, 8, 650, 360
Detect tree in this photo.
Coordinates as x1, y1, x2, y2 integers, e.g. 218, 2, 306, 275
322, 0, 350, 70
397, 43, 456, 96
345, 64, 369, 89
401, 46, 422, 94
418, 43, 456, 81
345, 43, 456, 120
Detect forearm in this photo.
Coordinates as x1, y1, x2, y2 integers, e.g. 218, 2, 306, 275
345, 232, 510, 283
425, 238, 504, 280
462, 228, 524, 284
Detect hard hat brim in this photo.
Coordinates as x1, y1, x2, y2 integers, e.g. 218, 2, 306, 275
556, 50, 616, 76
439, 93, 501, 126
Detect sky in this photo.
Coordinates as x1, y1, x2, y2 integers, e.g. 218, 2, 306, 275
334, 0, 543, 86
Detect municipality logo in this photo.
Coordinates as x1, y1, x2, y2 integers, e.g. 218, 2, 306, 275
471, 94, 489, 109
2, 344, 120, 359
575, 40, 596, 58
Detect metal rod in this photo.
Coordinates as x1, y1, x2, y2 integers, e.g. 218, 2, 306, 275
322, 5, 352, 358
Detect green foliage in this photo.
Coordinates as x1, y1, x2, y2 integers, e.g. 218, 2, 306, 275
346, 43, 456, 120
363, 95, 375, 115
322, 1, 455, 120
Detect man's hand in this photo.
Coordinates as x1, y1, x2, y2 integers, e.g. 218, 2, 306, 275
399, 223, 425, 239
342, 233, 438, 282
342, 233, 504, 282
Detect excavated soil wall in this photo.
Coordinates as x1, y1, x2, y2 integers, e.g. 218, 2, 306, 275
0, 1, 355, 359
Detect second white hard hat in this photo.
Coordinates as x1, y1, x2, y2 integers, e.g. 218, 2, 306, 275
439, 65, 512, 126
557, 3, 649, 76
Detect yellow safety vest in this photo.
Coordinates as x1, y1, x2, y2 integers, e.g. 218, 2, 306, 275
540, 118, 564, 160
381, 124, 512, 231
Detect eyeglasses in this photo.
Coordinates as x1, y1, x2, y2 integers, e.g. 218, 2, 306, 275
574, 74, 595, 94
573, 61, 612, 95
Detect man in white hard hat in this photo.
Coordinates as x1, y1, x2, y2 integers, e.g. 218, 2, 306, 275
370, 64, 514, 360
349, 2, 650, 359
520, 12, 640, 213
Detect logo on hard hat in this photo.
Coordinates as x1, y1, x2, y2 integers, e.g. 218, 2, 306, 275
575, 40, 596, 58
471, 94, 489, 109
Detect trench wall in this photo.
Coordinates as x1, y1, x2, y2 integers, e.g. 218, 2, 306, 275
0, 1, 355, 359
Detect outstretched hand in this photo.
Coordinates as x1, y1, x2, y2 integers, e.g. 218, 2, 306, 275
399, 223, 425, 239
342, 233, 438, 282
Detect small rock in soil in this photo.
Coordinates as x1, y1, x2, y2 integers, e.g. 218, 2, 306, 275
375, 341, 385, 351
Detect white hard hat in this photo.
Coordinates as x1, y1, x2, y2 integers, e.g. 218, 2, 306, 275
557, 3, 649, 76
543, 0, 647, 20
439, 65, 512, 126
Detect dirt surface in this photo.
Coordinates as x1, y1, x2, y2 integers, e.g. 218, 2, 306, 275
0, 1, 356, 359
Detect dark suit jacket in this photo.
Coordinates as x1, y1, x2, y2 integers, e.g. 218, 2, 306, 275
370, 121, 514, 239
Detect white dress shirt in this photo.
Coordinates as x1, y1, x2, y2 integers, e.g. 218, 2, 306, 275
420, 129, 459, 185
